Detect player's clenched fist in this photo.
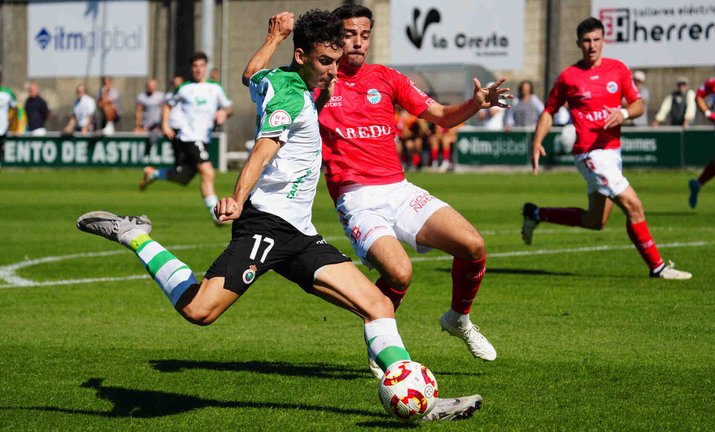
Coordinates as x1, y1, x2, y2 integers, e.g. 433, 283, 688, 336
214, 197, 242, 222
269, 11, 294, 40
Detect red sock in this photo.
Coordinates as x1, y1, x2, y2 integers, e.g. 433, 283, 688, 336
430, 148, 439, 164
539, 207, 585, 226
411, 153, 421, 167
698, 160, 715, 185
450, 256, 486, 314
442, 148, 451, 162
376, 277, 408, 311
626, 221, 664, 270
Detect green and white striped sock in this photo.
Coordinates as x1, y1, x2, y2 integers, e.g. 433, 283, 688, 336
130, 234, 197, 306
364, 318, 411, 372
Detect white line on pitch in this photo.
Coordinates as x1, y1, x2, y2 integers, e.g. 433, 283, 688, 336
0, 241, 707, 289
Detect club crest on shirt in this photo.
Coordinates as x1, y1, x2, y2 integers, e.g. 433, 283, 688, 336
606, 81, 618, 93
367, 89, 381, 104
242, 265, 257, 284
269, 110, 291, 127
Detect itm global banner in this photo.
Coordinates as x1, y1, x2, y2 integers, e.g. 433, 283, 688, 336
27, 0, 149, 77
389, 0, 524, 70
592, 0, 715, 67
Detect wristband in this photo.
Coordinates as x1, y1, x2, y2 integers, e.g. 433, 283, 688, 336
620, 109, 630, 119
706, 110, 713, 119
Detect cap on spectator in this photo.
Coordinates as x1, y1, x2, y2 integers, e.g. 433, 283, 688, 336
677, 76, 689, 85
633, 71, 645, 82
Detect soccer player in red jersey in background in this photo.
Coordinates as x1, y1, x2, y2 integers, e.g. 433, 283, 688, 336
688, 77, 715, 209
244, 5, 512, 376
522, 17, 691, 280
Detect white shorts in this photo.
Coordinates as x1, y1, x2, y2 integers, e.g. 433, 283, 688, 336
335, 180, 449, 267
574, 148, 630, 198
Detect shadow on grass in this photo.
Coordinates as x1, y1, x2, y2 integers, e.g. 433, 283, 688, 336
150, 359, 367, 380
0, 377, 381, 420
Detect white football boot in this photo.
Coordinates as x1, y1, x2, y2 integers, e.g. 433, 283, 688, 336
76, 211, 152, 248
440, 312, 496, 361
418, 394, 483, 422
650, 261, 692, 280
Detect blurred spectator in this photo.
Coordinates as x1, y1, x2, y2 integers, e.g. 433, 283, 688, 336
0, 73, 18, 165
63, 84, 95, 133
25, 82, 50, 136
553, 104, 571, 126
652, 76, 696, 127
165, 76, 185, 134
476, 83, 505, 130
210, 68, 220, 82
395, 106, 430, 170
134, 78, 164, 132
629, 71, 649, 126
96, 76, 121, 135
505, 80, 544, 130
429, 125, 459, 172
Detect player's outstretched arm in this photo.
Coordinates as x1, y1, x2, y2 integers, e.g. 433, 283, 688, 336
215, 137, 281, 222
531, 111, 552, 176
242, 12, 294, 87
420, 78, 512, 129
604, 98, 643, 129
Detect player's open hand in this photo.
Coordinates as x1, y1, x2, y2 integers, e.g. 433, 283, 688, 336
532, 143, 547, 176
215, 197, 242, 222
214, 109, 228, 126
269, 12, 294, 40
473, 78, 512, 109
162, 122, 176, 140
603, 105, 624, 129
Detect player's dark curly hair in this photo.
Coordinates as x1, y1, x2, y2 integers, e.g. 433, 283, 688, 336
191, 51, 209, 63
577, 17, 604, 41
293, 9, 343, 53
333, 4, 374, 29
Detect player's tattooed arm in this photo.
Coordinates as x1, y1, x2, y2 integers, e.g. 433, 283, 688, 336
242, 12, 295, 87
215, 137, 281, 222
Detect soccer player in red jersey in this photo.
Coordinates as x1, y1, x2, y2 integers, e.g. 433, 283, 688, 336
522, 17, 691, 280
688, 77, 715, 208
244, 6, 512, 374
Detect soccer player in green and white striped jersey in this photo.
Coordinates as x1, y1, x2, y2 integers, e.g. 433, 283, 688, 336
78, 8, 415, 406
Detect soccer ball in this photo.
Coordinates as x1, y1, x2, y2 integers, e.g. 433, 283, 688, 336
378, 360, 438, 421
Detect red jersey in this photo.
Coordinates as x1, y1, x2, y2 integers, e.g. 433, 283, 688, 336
696, 77, 715, 98
318, 63, 434, 201
544, 58, 641, 155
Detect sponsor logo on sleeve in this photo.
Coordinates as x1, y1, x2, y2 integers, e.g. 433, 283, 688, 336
269, 110, 291, 127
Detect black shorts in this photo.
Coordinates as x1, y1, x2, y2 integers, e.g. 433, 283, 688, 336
0, 135, 5, 153
172, 138, 211, 167
205, 201, 351, 295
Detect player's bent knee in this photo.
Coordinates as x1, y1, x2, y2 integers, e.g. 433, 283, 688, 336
386, 266, 412, 292
464, 233, 486, 259
365, 295, 395, 321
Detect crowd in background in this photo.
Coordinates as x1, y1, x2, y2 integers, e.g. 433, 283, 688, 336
1, 71, 714, 174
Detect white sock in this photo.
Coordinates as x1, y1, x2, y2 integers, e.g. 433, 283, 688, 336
204, 195, 218, 215
445, 308, 472, 328
364, 318, 411, 372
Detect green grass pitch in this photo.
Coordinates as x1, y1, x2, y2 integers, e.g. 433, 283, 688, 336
1, 168, 713, 431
